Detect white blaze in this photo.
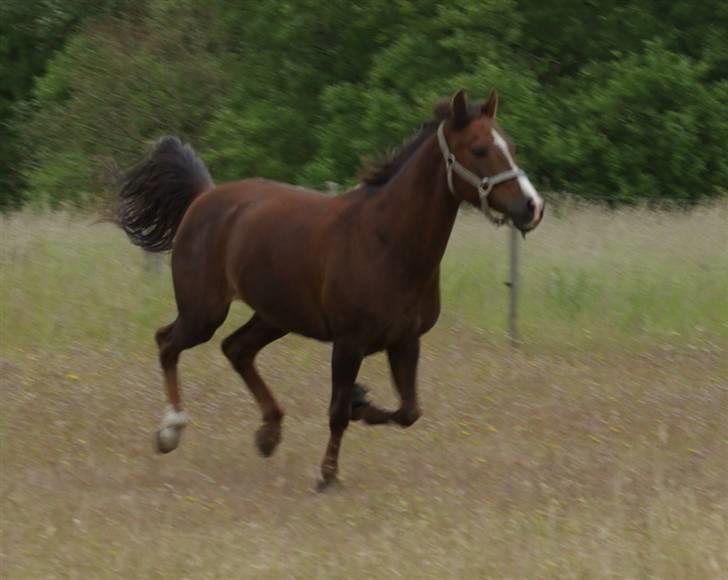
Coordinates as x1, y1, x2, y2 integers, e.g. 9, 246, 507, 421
492, 129, 543, 227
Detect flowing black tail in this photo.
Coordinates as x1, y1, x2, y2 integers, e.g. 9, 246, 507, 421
117, 137, 213, 252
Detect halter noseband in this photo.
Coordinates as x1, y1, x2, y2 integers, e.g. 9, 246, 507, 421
436, 121, 524, 226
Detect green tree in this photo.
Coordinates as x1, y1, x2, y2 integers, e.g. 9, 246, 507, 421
542, 43, 728, 203
21, 3, 226, 205
301, 0, 540, 187
202, 0, 417, 184
6, 0, 728, 208
0, 0, 125, 208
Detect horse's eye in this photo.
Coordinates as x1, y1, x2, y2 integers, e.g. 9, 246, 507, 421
471, 148, 487, 158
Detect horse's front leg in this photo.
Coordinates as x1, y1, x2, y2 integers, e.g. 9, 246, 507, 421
387, 338, 422, 426
352, 338, 422, 427
318, 342, 363, 490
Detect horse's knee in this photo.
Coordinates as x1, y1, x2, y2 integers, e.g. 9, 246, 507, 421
159, 318, 219, 365
155, 324, 173, 348
194, 321, 219, 345
221, 335, 251, 365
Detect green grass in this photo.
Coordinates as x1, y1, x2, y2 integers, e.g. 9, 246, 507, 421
3, 201, 726, 354
442, 200, 728, 351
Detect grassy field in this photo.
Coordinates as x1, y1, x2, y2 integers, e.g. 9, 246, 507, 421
1, 204, 727, 578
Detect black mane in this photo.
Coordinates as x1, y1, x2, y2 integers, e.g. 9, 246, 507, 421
361, 100, 482, 188
361, 121, 439, 187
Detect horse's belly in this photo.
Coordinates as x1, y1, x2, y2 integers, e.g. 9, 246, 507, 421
224, 204, 336, 337
324, 293, 439, 353
234, 270, 331, 340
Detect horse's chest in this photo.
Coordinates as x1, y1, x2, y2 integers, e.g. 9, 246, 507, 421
368, 287, 440, 344
325, 259, 441, 346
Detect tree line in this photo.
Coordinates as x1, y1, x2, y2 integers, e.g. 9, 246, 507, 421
1, 0, 726, 210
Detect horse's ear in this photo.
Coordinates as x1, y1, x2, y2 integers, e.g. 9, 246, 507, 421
481, 90, 498, 119
451, 89, 468, 126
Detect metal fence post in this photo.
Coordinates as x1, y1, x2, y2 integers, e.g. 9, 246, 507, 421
508, 225, 521, 347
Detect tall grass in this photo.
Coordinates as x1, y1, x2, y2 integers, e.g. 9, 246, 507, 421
1, 200, 727, 354
2, 202, 727, 579
443, 199, 728, 350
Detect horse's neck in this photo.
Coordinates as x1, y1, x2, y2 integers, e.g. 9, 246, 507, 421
367, 135, 460, 277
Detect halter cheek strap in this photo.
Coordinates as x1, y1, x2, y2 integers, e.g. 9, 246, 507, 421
436, 122, 525, 226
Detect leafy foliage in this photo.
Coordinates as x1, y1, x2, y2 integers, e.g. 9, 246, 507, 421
541, 43, 728, 202
0, 0, 125, 207
1, 0, 726, 208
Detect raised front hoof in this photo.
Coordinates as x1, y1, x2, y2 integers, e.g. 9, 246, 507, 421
156, 426, 182, 454
357, 403, 394, 425
393, 406, 422, 428
255, 423, 282, 458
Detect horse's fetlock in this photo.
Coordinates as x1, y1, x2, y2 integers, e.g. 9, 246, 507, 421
398, 406, 422, 427
321, 457, 338, 480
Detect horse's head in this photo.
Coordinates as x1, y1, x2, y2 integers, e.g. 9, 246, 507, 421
434, 90, 544, 233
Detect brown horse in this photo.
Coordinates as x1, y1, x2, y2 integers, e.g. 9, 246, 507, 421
118, 90, 544, 488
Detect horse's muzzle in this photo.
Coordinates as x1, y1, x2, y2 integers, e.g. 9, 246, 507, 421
513, 197, 545, 233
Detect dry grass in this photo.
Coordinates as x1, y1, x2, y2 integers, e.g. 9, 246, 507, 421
1, 206, 727, 578
443, 199, 728, 349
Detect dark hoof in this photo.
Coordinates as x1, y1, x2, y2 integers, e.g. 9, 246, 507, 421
255, 423, 281, 458
316, 476, 342, 493
393, 406, 422, 428
350, 404, 366, 421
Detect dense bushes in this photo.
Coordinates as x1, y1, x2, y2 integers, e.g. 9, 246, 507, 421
1, 0, 726, 209
540, 44, 728, 203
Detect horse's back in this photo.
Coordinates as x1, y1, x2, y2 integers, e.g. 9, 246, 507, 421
177, 177, 342, 240
210, 177, 333, 204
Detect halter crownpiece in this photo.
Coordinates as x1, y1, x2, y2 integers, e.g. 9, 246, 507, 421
436, 121, 525, 226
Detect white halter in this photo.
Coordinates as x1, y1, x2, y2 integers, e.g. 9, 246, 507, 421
436, 121, 525, 225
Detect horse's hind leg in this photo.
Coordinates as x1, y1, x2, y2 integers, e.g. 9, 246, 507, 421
155, 309, 229, 453
221, 314, 287, 457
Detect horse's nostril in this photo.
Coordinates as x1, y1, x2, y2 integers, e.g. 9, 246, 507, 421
526, 198, 536, 215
